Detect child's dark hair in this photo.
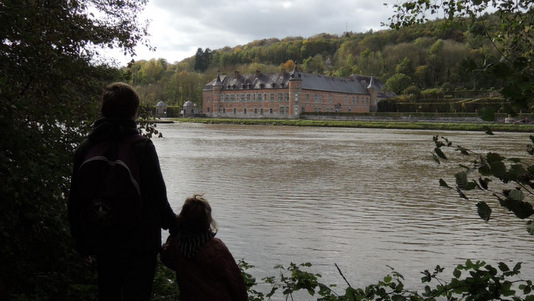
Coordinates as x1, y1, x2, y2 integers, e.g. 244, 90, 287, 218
177, 194, 218, 234
101, 82, 140, 119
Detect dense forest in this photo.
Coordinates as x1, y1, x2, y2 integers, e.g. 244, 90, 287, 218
127, 14, 505, 111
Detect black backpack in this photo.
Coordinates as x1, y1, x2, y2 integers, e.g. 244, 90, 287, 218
77, 134, 147, 249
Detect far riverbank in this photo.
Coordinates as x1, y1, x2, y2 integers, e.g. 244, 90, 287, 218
163, 117, 534, 133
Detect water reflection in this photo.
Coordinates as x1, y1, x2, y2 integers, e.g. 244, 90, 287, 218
153, 123, 534, 292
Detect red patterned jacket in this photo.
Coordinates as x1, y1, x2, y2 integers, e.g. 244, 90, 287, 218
161, 236, 248, 301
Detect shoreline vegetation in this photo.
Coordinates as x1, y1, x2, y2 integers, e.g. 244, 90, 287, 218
155, 117, 534, 133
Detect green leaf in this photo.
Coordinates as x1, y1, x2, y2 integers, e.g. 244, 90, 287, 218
498, 262, 510, 272
508, 189, 524, 202
465, 181, 477, 190
477, 202, 492, 221
502, 197, 534, 219
487, 152, 504, 163
490, 161, 507, 180
478, 163, 492, 176
513, 262, 522, 273
455, 171, 468, 189
434, 147, 447, 160
478, 177, 490, 190
457, 187, 469, 200
507, 164, 526, 182
439, 178, 452, 189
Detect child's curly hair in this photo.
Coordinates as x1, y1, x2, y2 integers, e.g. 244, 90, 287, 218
177, 194, 218, 234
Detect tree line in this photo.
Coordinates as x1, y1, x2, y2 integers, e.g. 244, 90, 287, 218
128, 14, 508, 111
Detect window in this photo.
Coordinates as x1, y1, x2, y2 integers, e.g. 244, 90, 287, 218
260, 108, 264, 115
329, 95, 333, 103
207, 107, 210, 113
233, 108, 237, 114
344, 96, 348, 105
246, 94, 250, 101
244, 108, 247, 114
280, 106, 285, 114
207, 96, 210, 103
223, 108, 226, 113
301, 106, 305, 112
270, 93, 274, 101
285, 93, 289, 102
270, 108, 273, 114
254, 108, 258, 114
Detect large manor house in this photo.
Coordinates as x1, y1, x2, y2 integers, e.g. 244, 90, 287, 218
202, 65, 393, 118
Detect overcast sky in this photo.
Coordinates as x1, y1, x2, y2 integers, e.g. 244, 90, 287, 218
107, 0, 400, 65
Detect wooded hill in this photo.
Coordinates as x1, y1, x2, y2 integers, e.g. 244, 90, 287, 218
125, 13, 508, 114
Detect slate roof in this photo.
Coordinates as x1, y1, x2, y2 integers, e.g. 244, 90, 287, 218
203, 71, 385, 95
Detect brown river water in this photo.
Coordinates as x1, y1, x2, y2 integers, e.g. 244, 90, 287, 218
152, 122, 534, 295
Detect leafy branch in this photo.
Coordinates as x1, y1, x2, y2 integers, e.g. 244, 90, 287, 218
236, 259, 534, 300
432, 134, 534, 234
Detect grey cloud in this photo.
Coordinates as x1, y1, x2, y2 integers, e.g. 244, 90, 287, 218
121, 0, 396, 63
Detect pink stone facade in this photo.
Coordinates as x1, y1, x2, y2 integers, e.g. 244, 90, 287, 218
202, 68, 387, 119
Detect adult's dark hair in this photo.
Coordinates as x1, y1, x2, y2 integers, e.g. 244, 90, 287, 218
101, 82, 140, 119
177, 194, 218, 234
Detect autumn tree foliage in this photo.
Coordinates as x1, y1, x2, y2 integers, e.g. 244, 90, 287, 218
388, 0, 534, 113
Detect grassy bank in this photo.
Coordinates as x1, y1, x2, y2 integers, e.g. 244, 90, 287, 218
171, 117, 534, 133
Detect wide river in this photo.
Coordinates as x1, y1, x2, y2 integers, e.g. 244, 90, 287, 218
152, 122, 534, 295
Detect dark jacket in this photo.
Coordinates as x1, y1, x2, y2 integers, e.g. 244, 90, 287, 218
161, 236, 248, 301
68, 118, 177, 254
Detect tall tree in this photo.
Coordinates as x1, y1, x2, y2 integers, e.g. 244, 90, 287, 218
0, 0, 151, 299
194, 47, 212, 72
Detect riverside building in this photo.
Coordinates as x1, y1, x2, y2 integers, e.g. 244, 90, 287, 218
202, 65, 392, 118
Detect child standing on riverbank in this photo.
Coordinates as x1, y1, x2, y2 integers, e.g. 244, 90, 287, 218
160, 194, 247, 301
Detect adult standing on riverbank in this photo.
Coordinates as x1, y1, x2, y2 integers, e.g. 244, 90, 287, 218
68, 82, 178, 301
